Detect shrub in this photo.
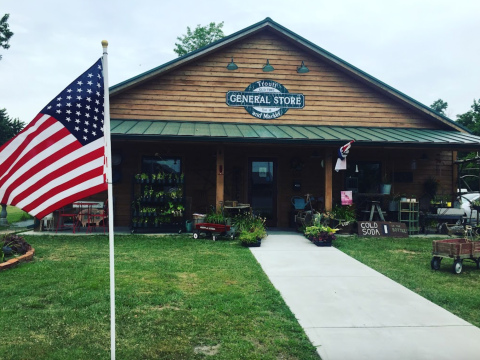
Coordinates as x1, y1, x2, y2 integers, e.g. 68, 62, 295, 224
233, 213, 267, 243
204, 210, 225, 224
2, 233, 31, 255
304, 225, 338, 242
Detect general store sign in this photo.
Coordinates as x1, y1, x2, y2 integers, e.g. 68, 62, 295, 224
226, 80, 304, 120
358, 222, 408, 238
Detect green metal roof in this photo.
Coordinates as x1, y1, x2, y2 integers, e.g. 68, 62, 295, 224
111, 120, 480, 149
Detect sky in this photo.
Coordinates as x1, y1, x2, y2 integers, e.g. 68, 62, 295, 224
1, 0, 479, 124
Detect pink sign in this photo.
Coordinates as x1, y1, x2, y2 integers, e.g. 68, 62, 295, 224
341, 191, 353, 205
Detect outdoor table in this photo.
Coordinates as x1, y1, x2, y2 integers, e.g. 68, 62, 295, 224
74, 201, 104, 233
224, 205, 251, 217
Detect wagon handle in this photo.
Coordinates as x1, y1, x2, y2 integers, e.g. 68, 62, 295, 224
464, 225, 473, 242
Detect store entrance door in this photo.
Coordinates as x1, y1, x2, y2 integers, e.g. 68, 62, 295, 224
248, 159, 277, 227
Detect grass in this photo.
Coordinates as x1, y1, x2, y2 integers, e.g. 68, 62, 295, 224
334, 235, 480, 328
5, 205, 33, 223
0, 235, 319, 360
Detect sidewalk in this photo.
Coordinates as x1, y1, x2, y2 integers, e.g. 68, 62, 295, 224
250, 233, 480, 360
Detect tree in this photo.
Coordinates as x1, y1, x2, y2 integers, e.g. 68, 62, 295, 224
456, 99, 480, 136
430, 99, 448, 115
174, 22, 225, 57
0, 108, 25, 146
0, 13, 14, 61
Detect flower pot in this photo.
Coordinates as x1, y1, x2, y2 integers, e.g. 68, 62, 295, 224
388, 201, 399, 211
313, 240, 332, 247
380, 184, 391, 195
241, 240, 261, 247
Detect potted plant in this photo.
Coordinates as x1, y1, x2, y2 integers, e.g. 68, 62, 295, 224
134, 174, 141, 183
233, 213, 267, 247
471, 198, 480, 211
179, 172, 185, 184
132, 217, 138, 227
424, 176, 439, 198
157, 172, 165, 184
400, 193, 407, 202
154, 217, 160, 227
410, 194, 416, 203
330, 205, 356, 234
304, 224, 338, 247
140, 173, 149, 183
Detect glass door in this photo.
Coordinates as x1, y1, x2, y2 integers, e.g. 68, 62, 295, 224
248, 159, 277, 227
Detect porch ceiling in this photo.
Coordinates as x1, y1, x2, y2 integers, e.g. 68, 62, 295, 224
110, 120, 480, 149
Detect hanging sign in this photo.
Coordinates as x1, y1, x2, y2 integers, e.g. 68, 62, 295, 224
358, 221, 408, 238
226, 80, 304, 120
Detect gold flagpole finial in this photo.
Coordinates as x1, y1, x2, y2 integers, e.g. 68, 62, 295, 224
101, 40, 108, 47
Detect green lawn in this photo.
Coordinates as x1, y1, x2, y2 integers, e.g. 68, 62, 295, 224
6, 205, 33, 223
0, 235, 319, 360
334, 236, 480, 328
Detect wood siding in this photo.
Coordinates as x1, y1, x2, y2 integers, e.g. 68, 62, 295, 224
107, 139, 454, 228
110, 31, 441, 129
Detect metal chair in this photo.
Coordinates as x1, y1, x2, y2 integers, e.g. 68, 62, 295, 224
55, 206, 80, 233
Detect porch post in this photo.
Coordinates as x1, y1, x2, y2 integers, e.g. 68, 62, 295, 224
452, 151, 458, 199
324, 149, 333, 211
0, 204, 7, 226
216, 145, 225, 212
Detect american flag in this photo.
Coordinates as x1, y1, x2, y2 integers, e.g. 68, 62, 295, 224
0, 58, 108, 219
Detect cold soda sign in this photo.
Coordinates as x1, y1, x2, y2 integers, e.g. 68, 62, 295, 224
358, 222, 408, 238
226, 80, 305, 120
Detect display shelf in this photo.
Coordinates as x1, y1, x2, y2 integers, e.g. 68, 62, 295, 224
398, 201, 419, 235
131, 173, 185, 233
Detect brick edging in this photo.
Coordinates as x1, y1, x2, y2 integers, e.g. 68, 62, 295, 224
0, 247, 35, 271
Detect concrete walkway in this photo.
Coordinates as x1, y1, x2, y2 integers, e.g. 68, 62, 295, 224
250, 233, 480, 360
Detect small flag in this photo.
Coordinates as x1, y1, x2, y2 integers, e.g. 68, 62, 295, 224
338, 140, 354, 160
0, 59, 107, 219
335, 140, 355, 172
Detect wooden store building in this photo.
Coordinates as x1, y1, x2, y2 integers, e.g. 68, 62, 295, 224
103, 17, 480, 231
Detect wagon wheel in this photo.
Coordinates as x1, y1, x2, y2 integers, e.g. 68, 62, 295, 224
431, 256, 442, 270
193, 231, 200, 239
452, 259, 463, 274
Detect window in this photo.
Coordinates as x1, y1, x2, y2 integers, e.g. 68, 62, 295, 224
345, 162, 381, 193
142, 156, 181, 175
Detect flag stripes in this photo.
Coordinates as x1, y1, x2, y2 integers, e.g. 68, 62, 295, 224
0, 57, 107, 220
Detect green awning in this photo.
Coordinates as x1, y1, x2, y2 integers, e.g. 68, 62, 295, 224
111, 120, 480, 149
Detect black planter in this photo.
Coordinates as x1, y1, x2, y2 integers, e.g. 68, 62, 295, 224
313, 240, 332, 247
241, 240, 261, 247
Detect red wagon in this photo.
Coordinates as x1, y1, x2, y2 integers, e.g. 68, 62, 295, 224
193, 223, 233, 241
431, 238, 480, 274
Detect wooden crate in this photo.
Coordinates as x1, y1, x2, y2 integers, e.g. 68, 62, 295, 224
433, 239, 480, 258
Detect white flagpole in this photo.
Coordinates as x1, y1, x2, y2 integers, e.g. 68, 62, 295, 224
101, 40, 116, 360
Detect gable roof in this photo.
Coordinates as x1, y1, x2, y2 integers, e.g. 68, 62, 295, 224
110, 17, 468, 133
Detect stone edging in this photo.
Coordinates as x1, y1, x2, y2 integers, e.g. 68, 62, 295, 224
0, 248, 35, 271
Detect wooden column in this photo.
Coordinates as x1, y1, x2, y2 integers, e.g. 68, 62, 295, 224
452, 151, 458, 198
324, 149, 333, 211
216, 145, 225, 212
